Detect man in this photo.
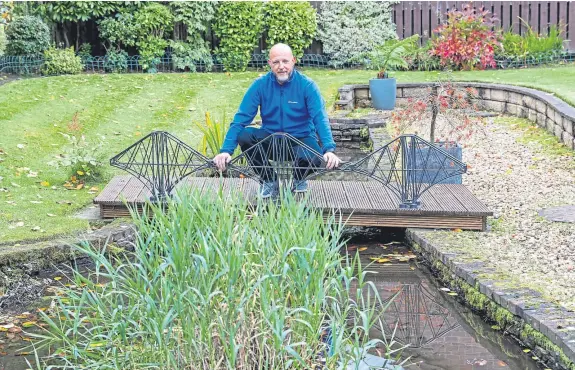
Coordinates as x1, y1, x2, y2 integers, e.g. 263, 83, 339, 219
213, 43, 341, 198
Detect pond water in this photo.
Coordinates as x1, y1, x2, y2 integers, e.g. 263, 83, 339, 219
347, 229, 540, 370
0, 229, 542, 370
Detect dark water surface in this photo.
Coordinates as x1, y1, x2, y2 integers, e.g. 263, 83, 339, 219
347, 229, 540, 370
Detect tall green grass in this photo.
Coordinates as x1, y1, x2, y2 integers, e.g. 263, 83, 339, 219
31, 189, 401, 369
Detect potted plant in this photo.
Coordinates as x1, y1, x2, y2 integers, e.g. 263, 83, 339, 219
365, 34, 419, 110
389, 72, 486, 184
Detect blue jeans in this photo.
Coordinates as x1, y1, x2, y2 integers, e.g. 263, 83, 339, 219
237, 127, 323, 182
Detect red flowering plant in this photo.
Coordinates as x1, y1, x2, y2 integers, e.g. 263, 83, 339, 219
431, 3, 502, 70
389, 72, 486, 146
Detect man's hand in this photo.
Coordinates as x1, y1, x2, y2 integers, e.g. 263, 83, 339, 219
323, 152, 341, 170
213, 153, 231, 172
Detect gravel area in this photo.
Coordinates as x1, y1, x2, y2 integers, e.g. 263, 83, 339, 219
421, 115, 575, 310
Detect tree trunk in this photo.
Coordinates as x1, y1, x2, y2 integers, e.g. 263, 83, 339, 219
62, 22, 70, 48
76, 21, 81, 51
430, 86, 438, 144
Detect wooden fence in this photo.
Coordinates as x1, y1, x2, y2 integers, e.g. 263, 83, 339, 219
300, 1, 574, 54
393, 1, 575, 49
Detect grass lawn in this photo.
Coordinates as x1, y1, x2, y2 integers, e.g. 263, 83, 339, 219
1, 65, 575, 243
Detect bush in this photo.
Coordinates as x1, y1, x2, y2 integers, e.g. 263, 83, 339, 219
5, 15, 50, 55
133, 3, 173, 71
170, 39, 213, 72
214, 2, 264, 72
264, 2, 317, 59
499, 23, 564, 62
33, 190, 399, 369
431, 4, 502, 70
98, 13, 138, 51
104, 49, 128, 73
317, 2, 397, 68
41, 46, 83, 75
0, 25, 6, 56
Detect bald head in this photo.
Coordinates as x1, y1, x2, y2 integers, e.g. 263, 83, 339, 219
268, 43, 296, 84
269, 43, 294, 60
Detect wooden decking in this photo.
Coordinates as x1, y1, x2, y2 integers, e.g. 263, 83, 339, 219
94, 175, 493, 230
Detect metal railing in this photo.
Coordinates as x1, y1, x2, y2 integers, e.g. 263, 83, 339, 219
110, 131, 467, 209
1, 52, 573, 75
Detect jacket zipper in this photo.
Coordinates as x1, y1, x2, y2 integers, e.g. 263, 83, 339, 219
279, 85, 284, 132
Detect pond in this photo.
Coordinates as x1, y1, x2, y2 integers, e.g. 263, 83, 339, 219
0, 229, 541, 370
347, 228, 540, 370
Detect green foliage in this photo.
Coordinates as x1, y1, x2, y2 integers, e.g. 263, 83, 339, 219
133, 3, 174, 72
47, 126, 104, 181
0, 1, 11, 24
77, 42, 91, 60
104, 49, 128, 73
264, 2, 317, 59
402, 41, 441, 71
170, 39, 213, 72
169, 1, 216, 35
214, 2, 264, 72
97, 13, 137, 51
500, 22, 564, 61
5, 15, 49, 55
193, 111, 231, 158
35, 1, 121, 23
41, 46, 83, 75
317, 1, 397, 68
0, 25, 6, 56
33, 190, 401, 368
365, 35, 419, 78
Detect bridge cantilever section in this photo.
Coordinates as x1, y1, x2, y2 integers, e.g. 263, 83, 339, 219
109, 131, 468, 209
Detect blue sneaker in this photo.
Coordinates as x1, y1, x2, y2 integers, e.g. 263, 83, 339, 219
259, 181, 277, 198
292, 180, 308, 193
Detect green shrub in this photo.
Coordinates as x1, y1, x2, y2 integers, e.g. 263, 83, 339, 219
33, 190, 401, 368
41, 46, 83, 75
317, 1, 397, 68
104, 49, 128, 73
214, 2, 264, 72
170, 39, 213, 72
77, 42, 92, 60
264, 2, 317, 59
500, 22, 564, 61
5, 15, 50, 55
98, 13, 138, 51
0, 25, 6, 56
133, 3, 173, 71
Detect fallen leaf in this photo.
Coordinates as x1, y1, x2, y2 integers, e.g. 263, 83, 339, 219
377, 258, 391, 263
8, 326, 22, 333
76, 183, 84, 190
47, 213, 56, 217
439, 287, 451, 292
89, 186, 99, 191
523, 349, 531, 353
452, 228, 463, 232
27, 171, 38, 178
31, 226, 41, 232
11, 182, 21, 188
358, 247, 368, 252
496, 360, 507, 367
15, 221, 24, 227
15, 351, 31, 356
531, 356, 539, 360
77, 170, 84, 176
30, 200, 43, 204
40, 181, 50, 187
447, 292, 458, 296
491, 325, 501, 330
54, 276, 62, 281
22, 321, 36, 328
17, 144, 25, 149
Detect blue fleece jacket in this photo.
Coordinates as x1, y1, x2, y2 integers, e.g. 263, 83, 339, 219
220, 69, 336, 154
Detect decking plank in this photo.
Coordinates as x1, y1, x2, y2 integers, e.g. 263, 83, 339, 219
94, 176, 492, 231
117, 177, 146, 203
307, 180, 328, 209
321, 181, 351, 212
94, 175, 131, 204
445, 184, 491, 215
363, 181, 397, 212
428, 184, 468, 215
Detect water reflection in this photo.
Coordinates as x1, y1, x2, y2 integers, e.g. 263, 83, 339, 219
346, 235, 541, 370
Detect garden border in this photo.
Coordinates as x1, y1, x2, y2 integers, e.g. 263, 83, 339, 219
336, 82, 575, 151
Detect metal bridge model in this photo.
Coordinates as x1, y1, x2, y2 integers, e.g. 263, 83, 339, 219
94, 131, 492, 230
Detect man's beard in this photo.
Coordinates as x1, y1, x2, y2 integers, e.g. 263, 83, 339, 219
276, 72, 290, 83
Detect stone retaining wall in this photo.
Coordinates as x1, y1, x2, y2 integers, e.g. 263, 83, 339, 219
336, 82, 575, 150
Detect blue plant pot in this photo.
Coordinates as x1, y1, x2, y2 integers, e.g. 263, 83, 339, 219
412, 141, 463, 184
369, 77, 396, 110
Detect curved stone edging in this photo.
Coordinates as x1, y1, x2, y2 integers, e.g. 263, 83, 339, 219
407, 228, 575, 370
337, 82, 575, 150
